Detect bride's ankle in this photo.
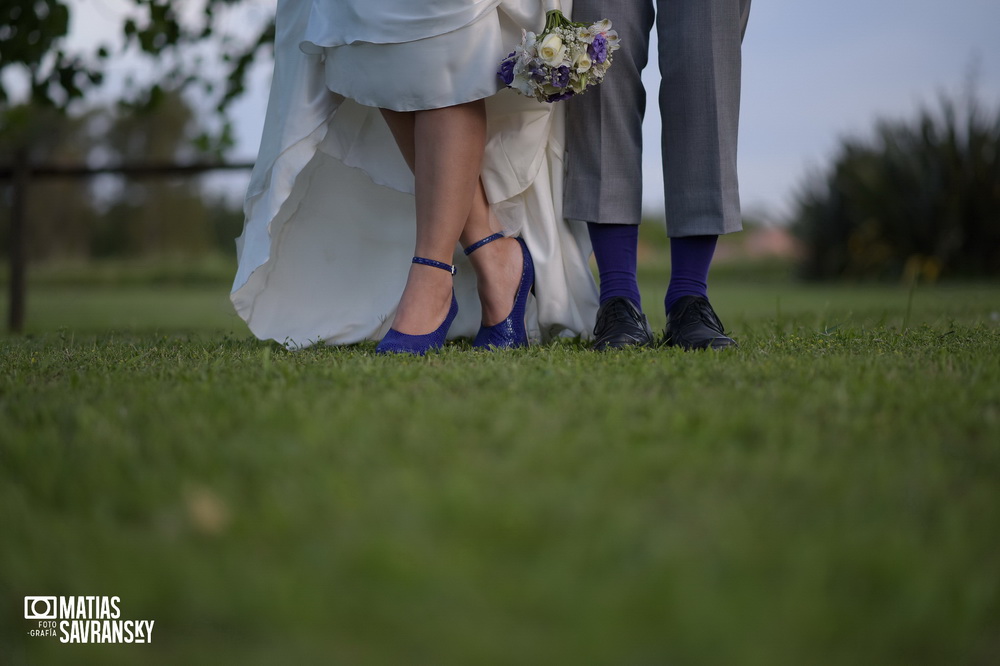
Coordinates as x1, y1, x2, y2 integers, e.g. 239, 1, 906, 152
391, 263, 454, 334
465, 237, 522, 325
467, 236, 519, 275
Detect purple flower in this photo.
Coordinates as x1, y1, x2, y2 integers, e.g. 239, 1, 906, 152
589, 34, 608, 64
551, 65, 570, 88
497, 52, 516, 86
546, 91, 575, 103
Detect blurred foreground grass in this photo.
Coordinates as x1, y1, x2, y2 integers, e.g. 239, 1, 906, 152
1, 258, 999, 665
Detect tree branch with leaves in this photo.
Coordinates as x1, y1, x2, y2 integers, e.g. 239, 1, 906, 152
1, 0, 274, 152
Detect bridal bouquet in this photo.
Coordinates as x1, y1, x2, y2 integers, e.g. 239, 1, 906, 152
498, 10, 620, 103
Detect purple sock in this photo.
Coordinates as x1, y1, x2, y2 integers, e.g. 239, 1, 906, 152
587, 223, 642, 306
664, 235, 718, 313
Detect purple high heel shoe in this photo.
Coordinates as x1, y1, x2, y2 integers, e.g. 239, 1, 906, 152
376, 257, 458, 356
463, 233, 535, 349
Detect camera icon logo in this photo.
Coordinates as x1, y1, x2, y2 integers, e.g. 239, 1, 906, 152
24, 597, 58, 620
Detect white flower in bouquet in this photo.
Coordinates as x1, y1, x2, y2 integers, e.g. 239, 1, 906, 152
591, 18, 613, 35
538, 33, 566, 66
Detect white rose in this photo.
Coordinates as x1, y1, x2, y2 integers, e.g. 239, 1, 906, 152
574, 52, 592, 73
538, 33, 565, 66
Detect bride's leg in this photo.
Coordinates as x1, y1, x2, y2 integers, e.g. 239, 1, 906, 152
459, 182, 524, 327
378, 101, 486, 335
381, 106, 523, 329
379, 109, 416, 171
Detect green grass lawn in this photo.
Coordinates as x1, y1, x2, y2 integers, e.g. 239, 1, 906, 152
2, 263, 999, 665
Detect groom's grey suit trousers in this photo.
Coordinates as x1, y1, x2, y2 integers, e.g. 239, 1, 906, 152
564, 0, 752, 236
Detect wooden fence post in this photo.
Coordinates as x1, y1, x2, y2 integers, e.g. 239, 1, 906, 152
1, 159, 254, 333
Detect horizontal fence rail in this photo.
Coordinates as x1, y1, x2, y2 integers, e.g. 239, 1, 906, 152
0, 162, 255, 179
1, 159, 255, 333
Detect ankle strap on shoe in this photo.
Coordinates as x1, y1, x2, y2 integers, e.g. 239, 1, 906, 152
463, 233, 504, 256
412, 256, 457, 275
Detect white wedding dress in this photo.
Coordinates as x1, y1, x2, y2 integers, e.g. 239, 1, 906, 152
231, 0, 598, 349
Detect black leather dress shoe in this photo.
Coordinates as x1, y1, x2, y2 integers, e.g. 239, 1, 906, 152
664, 295, 737, 350
592, 296, 654, 350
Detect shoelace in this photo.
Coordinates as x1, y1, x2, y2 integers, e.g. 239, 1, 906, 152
682, 298, 725, 333
594, 299, 642, 336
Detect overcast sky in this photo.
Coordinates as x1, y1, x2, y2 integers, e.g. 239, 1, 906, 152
681, 0, 1000, 220
67, 0, 1000, 222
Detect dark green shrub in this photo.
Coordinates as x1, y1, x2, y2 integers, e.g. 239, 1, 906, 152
791, 93, 1000, 280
